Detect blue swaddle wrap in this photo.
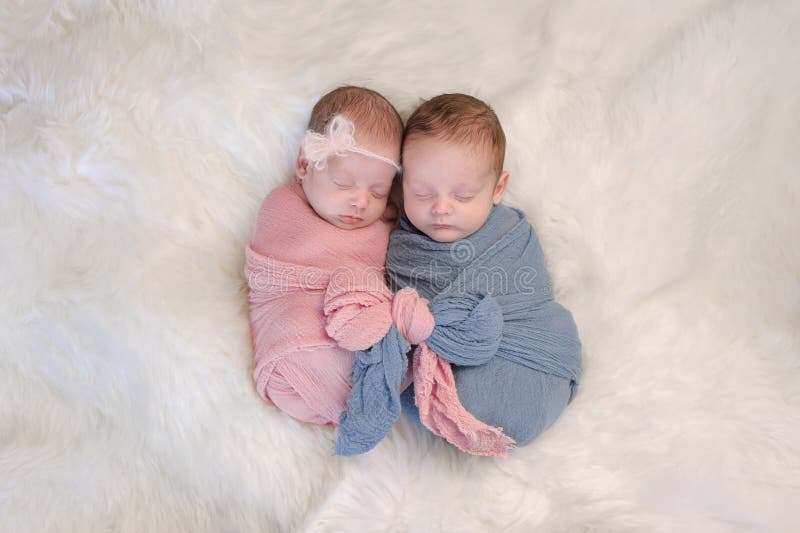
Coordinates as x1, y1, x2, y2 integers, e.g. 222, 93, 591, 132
335, 205, 582, 454
334, 326, 409, 456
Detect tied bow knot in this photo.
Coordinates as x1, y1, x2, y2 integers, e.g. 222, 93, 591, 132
301, 114, 402, 172
323, 268, 394, 351
392, 287, 435, 345
302, 116, 358, 170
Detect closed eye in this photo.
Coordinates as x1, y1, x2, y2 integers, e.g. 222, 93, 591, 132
414, 193, 432, 200
332, 179, 353, 190
371, 191, 388, 199
454, 194, 475, 202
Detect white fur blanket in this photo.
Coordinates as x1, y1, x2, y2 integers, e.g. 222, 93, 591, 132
1, 1, 798, 531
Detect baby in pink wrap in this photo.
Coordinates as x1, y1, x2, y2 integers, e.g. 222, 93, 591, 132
245, 86, 404, 425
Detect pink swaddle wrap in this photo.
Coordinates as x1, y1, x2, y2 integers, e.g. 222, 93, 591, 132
245, 181, 395, 425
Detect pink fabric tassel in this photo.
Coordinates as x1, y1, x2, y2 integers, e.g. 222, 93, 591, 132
413, 343, 514, 457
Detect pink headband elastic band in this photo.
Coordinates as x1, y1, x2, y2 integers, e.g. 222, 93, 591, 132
301, 115, 401, 173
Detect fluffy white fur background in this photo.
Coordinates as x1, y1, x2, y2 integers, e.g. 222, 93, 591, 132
1, 1, 798, 531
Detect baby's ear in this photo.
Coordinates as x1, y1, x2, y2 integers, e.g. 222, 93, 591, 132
492, 171, 510, 204
295, 148, 308, 180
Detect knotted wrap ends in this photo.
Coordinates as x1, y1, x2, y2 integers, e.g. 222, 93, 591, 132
333, 326, 411, 456
323, 268, 394, 351
425, 293, 503, 367
406, 291, 514, 457
334, 287, 514, 457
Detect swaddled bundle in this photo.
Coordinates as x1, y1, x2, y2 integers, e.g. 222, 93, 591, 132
337, 204, 582, 456
245, 181, 396, 425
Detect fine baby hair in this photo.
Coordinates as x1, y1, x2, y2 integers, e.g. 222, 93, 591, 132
304, 85, 403, 169
403, 93, 506, 175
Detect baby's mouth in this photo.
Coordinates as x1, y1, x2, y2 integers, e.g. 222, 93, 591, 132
338, 215, 364, 224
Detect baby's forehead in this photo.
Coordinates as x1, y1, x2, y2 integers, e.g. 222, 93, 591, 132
403, 138, 495, 174
405, 134, 491, 159
325, 153, 395, 183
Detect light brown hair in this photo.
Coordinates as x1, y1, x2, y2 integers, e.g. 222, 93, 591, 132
403, 93, 506, 174
308, 86, 403, 147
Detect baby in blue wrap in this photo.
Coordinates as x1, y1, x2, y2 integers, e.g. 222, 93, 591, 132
393, 93, 582, 446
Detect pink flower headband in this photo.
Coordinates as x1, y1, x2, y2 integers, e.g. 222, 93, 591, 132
301, 114, 402, 173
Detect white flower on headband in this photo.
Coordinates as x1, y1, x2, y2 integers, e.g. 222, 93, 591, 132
301, 114, 402, 173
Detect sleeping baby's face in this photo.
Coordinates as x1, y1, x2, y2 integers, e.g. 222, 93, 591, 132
297, 142, 398, 230
402, 136, 509, 242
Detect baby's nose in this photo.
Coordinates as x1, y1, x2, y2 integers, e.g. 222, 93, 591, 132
350, 189, 369, 209
431, 197, 452, 215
